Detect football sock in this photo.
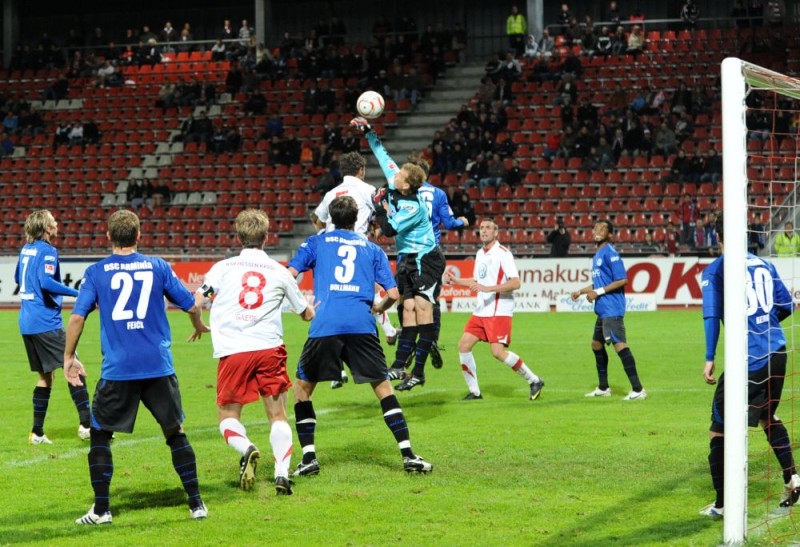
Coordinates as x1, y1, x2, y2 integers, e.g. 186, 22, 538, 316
392, 326, 418, 370
68, 376, 91, 427
503, 351, 540, 384
460, 352, 480, 395
219, 417, 252, 456
294, 401, 317, 464
618, 348, 643, 391
592, 347, 610, 390
88, 428, 114, 515
32, 386, 51, 436
373, 294, 397, 337
765, 420, 796, 484
709, 436, 724, 508
380, 395, 414, 459
166, 432, 202, 510
411, 323, 436, 378
270, 420, 293, 478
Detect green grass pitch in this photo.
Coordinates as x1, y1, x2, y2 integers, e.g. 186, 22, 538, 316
1, 309, 799, 546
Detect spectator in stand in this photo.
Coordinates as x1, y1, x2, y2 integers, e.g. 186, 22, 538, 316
558, 4, 572, 35
505, 158, 524, 187
775, 221, 800, 256
43, 73, 69, 102
186, 110, 214, 146
606, 83, 628, 117
700, 149, 722, 185
665, 221, 680, 255
83, 120, 100, 145
178, 24, 193, 52
225, 63, 243, 94
211, 39, 227, 61
539, 29, 555, 58
239, 20, 253, 50
523, 34, 539, 59
664, 149, 692, 183
68, 124, 84, 146
693, 217, 707, 249
453, 192, 476, 227
766, 0, 785, 29
152, 181, 170, 208
484, 52, 503, 83
671, 82, 694, 114
704, 211, 720, 251
506, 4, 528, 56
677, 193, 698, 245
160, 21, 177, 51
626, 25, 644, 58
547, 219, 572, 257
749, 213, 767, 256
654, 121, 678, 158
218, 19, 234, 41
313, 160, 342, 193
140, 25, 157, 43
595, 26, 613, 57
688, 149, 707, 183
501, 51, 522, 82
674, 111, 694, 142
479, 153, 507, 191
465, 153, 489, 190
243, 91, 267, 115
611, 26, 627, 56
555, 72, 579, 106
681, 0, 700, 30
639, 230, 663, 254
0, 131, 14, 156
607, 1, 622, 24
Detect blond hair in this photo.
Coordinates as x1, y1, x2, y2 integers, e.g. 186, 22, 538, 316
108, 210, 140, 247
236, 209, 270, 247
400, 163, 426, 191
24, 209, 55, 243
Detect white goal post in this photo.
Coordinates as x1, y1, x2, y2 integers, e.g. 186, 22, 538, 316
721, 57, 800, 546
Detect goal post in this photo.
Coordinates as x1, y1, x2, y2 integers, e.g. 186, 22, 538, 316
721, 56, 749, 546
721, 57, 800, 545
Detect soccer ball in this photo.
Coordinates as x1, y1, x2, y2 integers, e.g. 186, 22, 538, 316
356, 91, 385, 119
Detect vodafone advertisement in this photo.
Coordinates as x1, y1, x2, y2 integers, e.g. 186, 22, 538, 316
3, 257, 800, 307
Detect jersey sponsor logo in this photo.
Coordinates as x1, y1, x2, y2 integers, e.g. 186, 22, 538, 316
399, 202, 418, 213
44, 263, 55, 275
44, 255, 56, 262
610, 256, 620, 262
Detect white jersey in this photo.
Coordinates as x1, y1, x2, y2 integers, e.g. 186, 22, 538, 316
473, 241, 518, 317
314, 175, 376, 237
200, 248, 308, 358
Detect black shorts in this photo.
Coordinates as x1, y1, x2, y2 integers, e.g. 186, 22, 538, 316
296, 334, 388, 384
396, 249, 445, 303
91, 374, 185, 434
22, 329, 67, 374
710, 349, 787, 433
592, 316, 628, 345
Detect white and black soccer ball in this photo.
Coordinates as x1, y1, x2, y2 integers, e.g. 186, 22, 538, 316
356, 91, 385, 119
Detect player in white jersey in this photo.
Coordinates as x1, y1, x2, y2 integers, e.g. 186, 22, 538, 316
192, 209, 315, 495
313, 151, 398, 388
445, 219, 544, 401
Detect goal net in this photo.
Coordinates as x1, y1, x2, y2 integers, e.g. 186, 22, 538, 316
722, 57, 800, 545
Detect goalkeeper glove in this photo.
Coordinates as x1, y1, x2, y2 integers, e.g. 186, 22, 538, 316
373, 187, 389, 211
350, 117, 373, 133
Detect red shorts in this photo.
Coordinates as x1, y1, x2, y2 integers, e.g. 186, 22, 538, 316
464, 315, 513, 346
217, 346, 291, 406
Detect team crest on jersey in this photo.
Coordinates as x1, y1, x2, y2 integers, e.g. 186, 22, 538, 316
596, 258, 602, 266
44, 264, 55, 274
477, 263, 488, 279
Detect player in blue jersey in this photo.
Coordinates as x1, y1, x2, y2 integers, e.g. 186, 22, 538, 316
570, 220, 646, 400
351, 117, 452, 390
63, 210, 209, 524
699, 213, 800, 518
16, 209, 90, 444
287, 196, 432, 475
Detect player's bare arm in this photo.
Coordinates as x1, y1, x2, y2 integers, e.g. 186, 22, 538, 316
573, 278, 627, 302
186, 303, 210, 341
444, 271, 475, 286
472, 277, 520, 294
64, 314, 87, 387
372, 287, 400, 314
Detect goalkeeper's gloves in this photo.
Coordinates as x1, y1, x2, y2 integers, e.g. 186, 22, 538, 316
350, 117, 373, 133
373, 187, 389, 211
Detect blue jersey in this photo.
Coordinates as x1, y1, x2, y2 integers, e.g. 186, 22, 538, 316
16, 240, 78, 335
72, 252, 196, 381
288, 229, 397, 338
366, 130, 464, 244
591, 243, 627, 318
702, 254, 792, 371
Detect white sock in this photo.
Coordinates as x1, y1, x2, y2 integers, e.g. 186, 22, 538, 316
270, 420, 293, 479
460, 352, 480, 395
374, 294, 397, 336
220, 417, 253, 456
503, 351, 540, 384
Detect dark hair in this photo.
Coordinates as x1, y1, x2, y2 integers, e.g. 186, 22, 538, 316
599, 219, 614, 234
339, 152, 366, 177
330, 196, 358, 230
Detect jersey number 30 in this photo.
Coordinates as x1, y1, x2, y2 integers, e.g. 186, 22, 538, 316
746, 267, 774, 316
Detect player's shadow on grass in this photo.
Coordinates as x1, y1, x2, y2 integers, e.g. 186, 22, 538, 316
112, 486, 188, 513
534, 465, 720, 546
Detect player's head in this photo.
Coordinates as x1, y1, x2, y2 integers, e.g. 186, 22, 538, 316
24, 209, 57, 243
394, 163, 426, 194
593, 219, 614, 245
107, 209, 140, 248
339, 152, 366, 178
479, 218, 499, 246
330, 196, 358, 230
235, 209, 270, 248
406, 153, 430, 178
